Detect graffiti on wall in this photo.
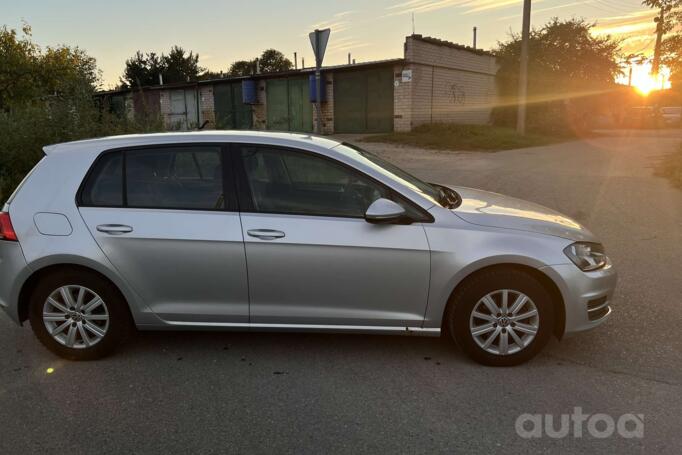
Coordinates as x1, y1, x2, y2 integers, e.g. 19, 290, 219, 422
450, 84, 466, 105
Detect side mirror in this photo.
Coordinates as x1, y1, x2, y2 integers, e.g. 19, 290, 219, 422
365, 198, 408, 224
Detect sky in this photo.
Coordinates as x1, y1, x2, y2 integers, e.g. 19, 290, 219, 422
3, 0, 665, 89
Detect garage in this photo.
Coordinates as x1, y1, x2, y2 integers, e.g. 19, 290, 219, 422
213, 82, 253, 130
266, 77, 313, 132
334, 67, 394, 133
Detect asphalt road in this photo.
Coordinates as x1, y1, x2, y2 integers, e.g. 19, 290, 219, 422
1, 129, 681, 454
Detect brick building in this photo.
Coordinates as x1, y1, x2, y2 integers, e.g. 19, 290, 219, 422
98, 35, 499, 134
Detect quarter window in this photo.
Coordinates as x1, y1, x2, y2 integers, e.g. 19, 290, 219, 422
239, 146, 388, 218
81, 152, 123, 207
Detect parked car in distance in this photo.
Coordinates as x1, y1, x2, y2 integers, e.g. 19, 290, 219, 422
0, 132, 617, 366
660, 106, 682, 126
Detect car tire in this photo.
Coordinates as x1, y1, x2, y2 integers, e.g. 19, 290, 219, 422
445, 268, 554, 367
29, 269, 133, 360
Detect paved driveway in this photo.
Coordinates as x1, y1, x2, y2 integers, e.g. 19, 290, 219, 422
1, 130, 680, 454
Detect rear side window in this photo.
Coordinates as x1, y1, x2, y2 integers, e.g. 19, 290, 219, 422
126, 147, 224, 210
80, 146, 226, 210
81, 152, 123, 207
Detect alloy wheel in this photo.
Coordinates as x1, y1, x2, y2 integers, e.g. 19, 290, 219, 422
42, 285, 110, 349
469, 289, 540, 356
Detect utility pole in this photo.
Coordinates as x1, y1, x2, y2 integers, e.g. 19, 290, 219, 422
516, 0, 532, 135
473, 27, 477, 49
651, 6, 666, 77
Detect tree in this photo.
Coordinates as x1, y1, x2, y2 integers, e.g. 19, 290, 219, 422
119, 46, 204, 88
121, 51, 164, 88
227, 49, 292, 77
1, 23, 162, 201
492, 18, 622, 133
228, 59, 257, 77
162, 46, 202, 84
0, 23, 98, 110
661, 34, 682, 89
258, 49, 293, 73
642, 1, 682, 33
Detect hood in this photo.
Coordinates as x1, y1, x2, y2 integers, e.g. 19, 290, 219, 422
447, 186, 597, 242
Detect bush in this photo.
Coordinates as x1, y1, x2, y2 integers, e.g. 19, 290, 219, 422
0, 23, 164, 202
0, 99, 162, 202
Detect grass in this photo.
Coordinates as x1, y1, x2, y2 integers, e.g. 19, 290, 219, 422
363, 123, 572, 152
655, 144, 682, 189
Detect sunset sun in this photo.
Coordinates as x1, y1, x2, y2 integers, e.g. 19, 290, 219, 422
633, 74, 658, 96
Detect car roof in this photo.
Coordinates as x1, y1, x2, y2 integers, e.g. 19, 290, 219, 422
42, 131, 343, 155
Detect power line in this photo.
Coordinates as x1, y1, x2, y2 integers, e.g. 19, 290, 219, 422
589, 0, 640, 15
592, 0, 641, 13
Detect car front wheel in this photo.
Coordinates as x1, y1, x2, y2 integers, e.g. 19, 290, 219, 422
445, 268, 555, 366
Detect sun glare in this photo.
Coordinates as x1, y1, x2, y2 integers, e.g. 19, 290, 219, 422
633, 75, 658, 96
621, 62, 671, 96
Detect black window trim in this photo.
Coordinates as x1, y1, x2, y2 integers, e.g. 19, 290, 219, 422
77, 141, 434, 223
77, 143, 238, 213
230, 143, 434, 223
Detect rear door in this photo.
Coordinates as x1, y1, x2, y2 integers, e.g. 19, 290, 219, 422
78, 144, 249, 324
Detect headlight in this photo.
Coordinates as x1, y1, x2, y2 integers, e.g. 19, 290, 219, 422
563, 242, 608, 271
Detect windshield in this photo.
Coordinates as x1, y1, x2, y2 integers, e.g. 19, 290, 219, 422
334, 143, 454, 207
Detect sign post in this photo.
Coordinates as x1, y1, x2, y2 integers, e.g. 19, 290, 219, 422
309, 28, 330, 134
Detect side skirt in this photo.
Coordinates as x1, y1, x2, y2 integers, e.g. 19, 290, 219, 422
137, 322, 442, 336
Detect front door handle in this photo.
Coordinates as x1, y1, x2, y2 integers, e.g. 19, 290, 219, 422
96, 224, 133, 235
247, 229, 285, 240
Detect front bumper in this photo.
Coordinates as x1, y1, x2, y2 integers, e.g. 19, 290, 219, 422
0, 240, 31, 325
540, 260, 617, 337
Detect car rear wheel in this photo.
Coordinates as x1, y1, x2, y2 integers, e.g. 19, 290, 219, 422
29, 269, 132, 360
445, 268, 554, 366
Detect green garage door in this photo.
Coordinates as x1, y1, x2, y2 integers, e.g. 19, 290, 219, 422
266, 77, 313, 132
214, 83, 253, 129
334, 68, 394, 133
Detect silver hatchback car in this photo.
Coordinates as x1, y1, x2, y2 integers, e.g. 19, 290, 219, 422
0, 132, 616, 366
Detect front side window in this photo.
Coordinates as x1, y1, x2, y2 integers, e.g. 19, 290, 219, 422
240, 146, 388, 218
80, 145, 225, 210
334, 143, 442, 205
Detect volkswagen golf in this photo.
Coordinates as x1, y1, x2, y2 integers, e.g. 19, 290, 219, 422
0, 131, 616, 366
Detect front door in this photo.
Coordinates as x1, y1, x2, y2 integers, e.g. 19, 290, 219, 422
78, 144, 249, 324
234, 144, 430, 327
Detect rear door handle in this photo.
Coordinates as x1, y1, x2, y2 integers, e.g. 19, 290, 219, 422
247, 229, 285, 240
96, 224, 133, 235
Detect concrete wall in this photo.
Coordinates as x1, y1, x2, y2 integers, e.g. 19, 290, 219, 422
199, 85, 215, 127
393, 64, 412, 132
394, 35, 499, 132
159, 90, 172, 129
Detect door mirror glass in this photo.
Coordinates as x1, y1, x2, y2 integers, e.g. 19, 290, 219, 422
365, 198, 408, 224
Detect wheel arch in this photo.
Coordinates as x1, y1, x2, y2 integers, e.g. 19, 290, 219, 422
17, 259, 145, 325
441, 263, 566, 340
